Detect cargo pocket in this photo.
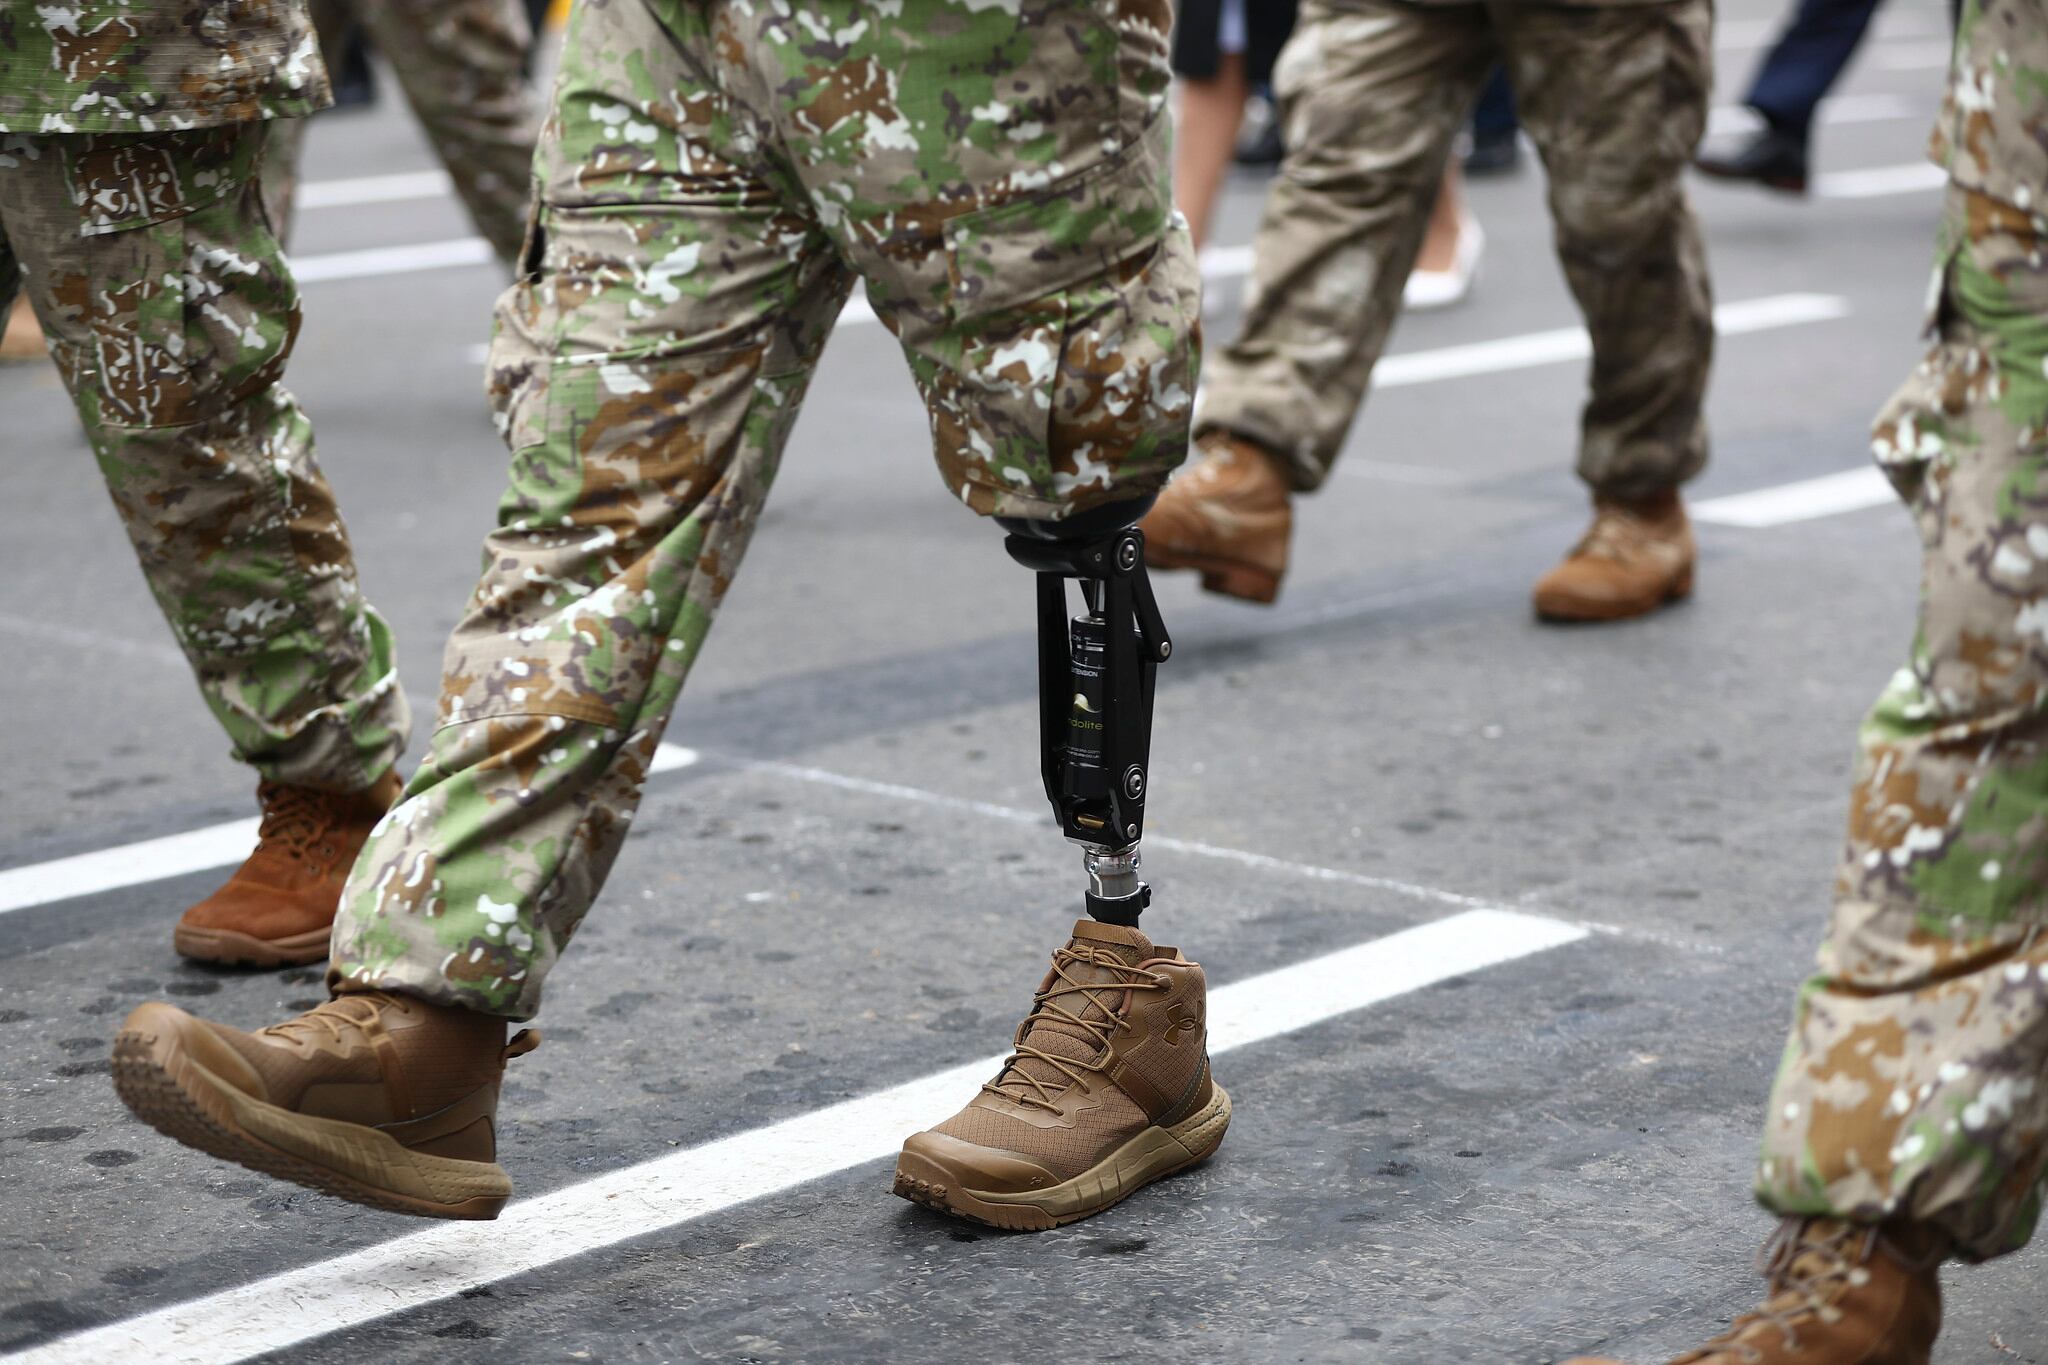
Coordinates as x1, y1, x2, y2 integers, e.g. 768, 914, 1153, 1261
68, 125, 298, 430
933, 117, 1180, 517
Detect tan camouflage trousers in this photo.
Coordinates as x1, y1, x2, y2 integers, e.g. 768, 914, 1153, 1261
262, 0, 539, 262
1197, 0, 1714, 498
0, 126, 409, 793
328, 0, 1199, 1017
1758, 190, 2048, 1261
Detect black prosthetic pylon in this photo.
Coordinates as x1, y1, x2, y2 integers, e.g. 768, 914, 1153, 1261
1000, 500, 1172, 926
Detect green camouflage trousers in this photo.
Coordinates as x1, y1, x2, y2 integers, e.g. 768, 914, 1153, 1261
0, 125, 409, 792
1757, 189, 2048, 1261
329, 0, 1199, 1017
1197, 0, 1713, 498
262, 0, 540, 263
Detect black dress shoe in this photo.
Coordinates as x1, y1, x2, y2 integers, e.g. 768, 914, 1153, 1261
1694, 125, 1810, 194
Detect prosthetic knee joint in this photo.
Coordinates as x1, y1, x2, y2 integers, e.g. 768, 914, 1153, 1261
999, 498, 1171, 927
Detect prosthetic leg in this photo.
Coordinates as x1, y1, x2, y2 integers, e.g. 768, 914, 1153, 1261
891, 498, 1229, 1229
1000, 497, 1171, 926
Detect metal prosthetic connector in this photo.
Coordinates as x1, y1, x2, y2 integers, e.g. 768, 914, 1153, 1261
999, 497, 1171, 927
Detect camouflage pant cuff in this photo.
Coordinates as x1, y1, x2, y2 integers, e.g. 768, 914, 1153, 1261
324, 960, 534, 1022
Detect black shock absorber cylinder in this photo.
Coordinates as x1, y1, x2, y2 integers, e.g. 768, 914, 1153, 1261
1064, 611, 1110, 802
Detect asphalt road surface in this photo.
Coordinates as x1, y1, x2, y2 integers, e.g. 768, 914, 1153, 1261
6, 3, 2039, 1362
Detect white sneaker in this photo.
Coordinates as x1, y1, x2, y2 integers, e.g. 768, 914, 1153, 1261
1402, 211, 1483, 313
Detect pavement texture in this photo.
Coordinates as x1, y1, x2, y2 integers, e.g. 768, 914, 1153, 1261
7, 2, 2045, 1362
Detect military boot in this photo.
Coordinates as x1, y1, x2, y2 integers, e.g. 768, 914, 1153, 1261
894, 919, 1230, 1230
112, 991, 535, 1219
1565, 1217, 1946, 1365
1532, 490, 1696, 622
1138, 432, 1294, 604
174, 770, 404, 967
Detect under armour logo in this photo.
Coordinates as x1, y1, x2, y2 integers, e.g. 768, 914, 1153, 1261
1163, 1001, 1202, 1045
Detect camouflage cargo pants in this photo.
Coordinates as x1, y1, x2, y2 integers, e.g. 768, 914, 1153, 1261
262, 0, 540, 263
1197, 0, 1714, 498
0, 125, 409, 792
1758, 189, 2048, 1262
328, 0, 1199, 1017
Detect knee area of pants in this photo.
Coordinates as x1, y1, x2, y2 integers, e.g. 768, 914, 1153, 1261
1547, 181, 1683, 247
1278, 138, 1444, 204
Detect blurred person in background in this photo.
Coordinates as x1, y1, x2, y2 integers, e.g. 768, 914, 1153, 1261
1568, 5, 2048, 1362
1465, 67, 1521, 174
0, 4, 414, 966
1173, 0, 1481, 309
1143, 0, 1713, 622
1173, 0, 1301, 251
1694, 0, 1895, 194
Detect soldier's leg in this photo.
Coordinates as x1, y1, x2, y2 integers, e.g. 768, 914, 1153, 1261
1756, 192, 2048, 1264
349, 0, 540, 264
0, 128, 408, 794
325, 0, 851, 1020
0, 126, 411, 966
1558, 188, 2041, 1365
1141, 0, 1494, 605
1193, 0, 1493, 489
1500, 0, 1712, 623
113, 0, 854, 1219
1501, 0, 1712, 500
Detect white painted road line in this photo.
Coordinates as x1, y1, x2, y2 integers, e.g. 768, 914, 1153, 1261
297, 169, 454, 210
293, 235, 494, 283
5, 907, 1587, 1365
1372, 292, 1848, 389
1692, 466, 1896, 528
1815, 161, 1950, 199
0, 746, 701, 917
0, 818, 264, 918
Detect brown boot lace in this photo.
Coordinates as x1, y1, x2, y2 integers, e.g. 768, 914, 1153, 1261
984, 945, 1168, 1112
253, 782, 355, 871
1673, 1219, 1928, 1363
260, 992, 400, 1049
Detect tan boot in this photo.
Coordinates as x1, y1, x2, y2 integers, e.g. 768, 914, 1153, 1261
894, 919, 1230, 1230
174, 770, 405, 968
112, 991, 536, 1219
1139, 432, 1293, 604
1532, 490, 1696, 622
1565, 1217, 1946, 1365
1, 296, 47, 363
